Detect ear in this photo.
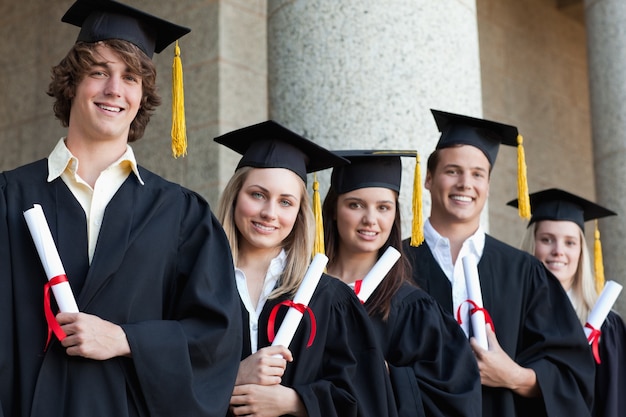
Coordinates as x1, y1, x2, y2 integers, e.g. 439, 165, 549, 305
424, 170, 433, 191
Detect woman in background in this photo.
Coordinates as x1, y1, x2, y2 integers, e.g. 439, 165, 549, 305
215, 122, 397, 417
511, 188, 626, 417
323, 150, 481, 417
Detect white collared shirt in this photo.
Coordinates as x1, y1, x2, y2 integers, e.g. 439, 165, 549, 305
47, 138, 144, 263
235, 249, 287, 353
423, 219, 485, 337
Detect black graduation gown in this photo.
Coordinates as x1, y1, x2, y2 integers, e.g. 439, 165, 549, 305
593, 311, 626, 417
368, 283, 482, 417
238, 274, 398, 417
403, 236, 596, 417
1, 159, 243, 417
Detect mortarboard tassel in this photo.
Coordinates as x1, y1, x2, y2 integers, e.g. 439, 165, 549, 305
410, 153, 424, 247
516, 134, 531, 219
171, 41, 187, 158
312, 173, 325, 257
594, 219, 606, 294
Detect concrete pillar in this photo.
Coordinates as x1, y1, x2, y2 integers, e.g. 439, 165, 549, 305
267, 0, 485, 234
585, 0, 626, 310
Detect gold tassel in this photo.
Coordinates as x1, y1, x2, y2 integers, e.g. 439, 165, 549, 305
410, 153, 424, 246
594, 219, 606, 294
516, 134, 531, 219
312, 173, 325, 257
171, 41, 187, 158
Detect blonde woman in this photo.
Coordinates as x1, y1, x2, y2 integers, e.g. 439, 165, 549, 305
215, 121, 396, 417
511, 188, 625, 417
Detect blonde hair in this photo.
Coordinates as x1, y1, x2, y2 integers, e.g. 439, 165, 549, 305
217, 166, 315, 299
520, 222, 598, 325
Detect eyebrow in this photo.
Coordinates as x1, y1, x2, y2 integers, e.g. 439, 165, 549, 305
442, 163, 488, 173
246, 184, 299, 200
343, 196, 395, 205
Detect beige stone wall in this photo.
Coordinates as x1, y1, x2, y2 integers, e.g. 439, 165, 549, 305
477, 0, 595, 249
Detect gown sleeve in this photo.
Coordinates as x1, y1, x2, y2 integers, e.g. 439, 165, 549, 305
380, 286, 482, 417
593, 311, 626, 417
120, 189, 243, 417
0, 174, 12, 417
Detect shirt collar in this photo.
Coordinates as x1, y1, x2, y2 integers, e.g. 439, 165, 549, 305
423, 218, 486, 257
47, 137, 145, 185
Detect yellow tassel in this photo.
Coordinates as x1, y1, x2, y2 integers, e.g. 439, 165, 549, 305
594, 220, 606, 294
516, 134, 531, 219
171, 41, 187, 158
410, 153, 424, 246
312, 173, 325, 257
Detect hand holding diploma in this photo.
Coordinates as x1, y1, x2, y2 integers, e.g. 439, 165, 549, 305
355, 246, 400, 303
268, 253, 327, 351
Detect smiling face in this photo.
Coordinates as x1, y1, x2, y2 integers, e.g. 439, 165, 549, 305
533, 220, 581, 291
334, 187, 397, 256
234, 168, 303, 256
425, 145, 490, 229
67, 44, 143, 145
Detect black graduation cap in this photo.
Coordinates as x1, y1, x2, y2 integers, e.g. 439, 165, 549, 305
62, 0, 191, 58
213, 120, 349, 183
431, 109, 519, 166
507, 188, 617, 230
330, 150, 417, 194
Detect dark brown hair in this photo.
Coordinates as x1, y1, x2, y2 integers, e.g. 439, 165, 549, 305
427, 146, 493, 176
323, 186, 413, 320
47, 39, 161, 142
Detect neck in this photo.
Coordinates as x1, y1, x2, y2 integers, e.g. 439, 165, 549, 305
429, 217, 480, 263
327, 248, 378, 285
64, 135, 128, 188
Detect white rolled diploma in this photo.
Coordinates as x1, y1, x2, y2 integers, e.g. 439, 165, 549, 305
23, 204, 79, 313
462, 255, 488, 349
584, 280, 623, 341
356, 246, 401, 303
271, 253, 328, 349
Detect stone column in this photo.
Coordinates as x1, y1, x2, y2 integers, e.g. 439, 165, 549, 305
267, 0, 485, 233
585, 0, 626, 311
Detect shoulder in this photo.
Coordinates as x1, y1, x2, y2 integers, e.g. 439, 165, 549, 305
1, 159, 47, 183
483, 234, 544, 268
137, 165, 210, 207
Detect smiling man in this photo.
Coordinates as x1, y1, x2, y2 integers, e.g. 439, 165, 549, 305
403, 109, 595, 417
0, 1, 242, 416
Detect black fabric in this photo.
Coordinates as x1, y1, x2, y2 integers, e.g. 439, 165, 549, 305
594, 311, 626, 417
0, 159, 243, 417
368, 282, 482, 417
403, 236, 596, 417
237, 274, 398, 417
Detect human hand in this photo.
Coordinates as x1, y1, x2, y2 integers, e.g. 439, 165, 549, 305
470, 325, 538, 397
235, 345, 293, 386
56, 312, 130, 360
229, 384, 305, 417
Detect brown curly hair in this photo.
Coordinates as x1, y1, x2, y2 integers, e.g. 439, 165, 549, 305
47, 39, 161, 142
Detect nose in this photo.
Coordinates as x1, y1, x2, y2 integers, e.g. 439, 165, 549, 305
104, 76, 121, 96
551, 241, 564, 255
260, 201, 277, 220
361, 208, 376, 226
457, 172, 471, 189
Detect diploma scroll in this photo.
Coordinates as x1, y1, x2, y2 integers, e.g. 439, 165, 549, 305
356, 246, 401, 303
585, 280, 623, 341
23, 204, 79, 313
462, 255, 488, 350
271, 253, 328, 350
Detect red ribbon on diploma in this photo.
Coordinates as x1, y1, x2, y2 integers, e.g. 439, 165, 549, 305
456, 299, 495, 332
353, 279, 365, 304
43, 275, 69, 349
267, 300, 317, 348
584, 322, 601, 364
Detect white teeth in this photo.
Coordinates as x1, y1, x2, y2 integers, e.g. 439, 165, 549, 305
98, 104, 121, 112
548, 261, 566, 267
253, 222, 275, 231
359, 231, 377, 236
451, 195, 472, 202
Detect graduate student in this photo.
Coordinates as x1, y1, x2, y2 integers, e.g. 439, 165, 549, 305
0, 1, 242, 416
510, 188, 626, 417
215, 121, 397, 417
322, 150, 482, 417
403, 110, 595, 417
